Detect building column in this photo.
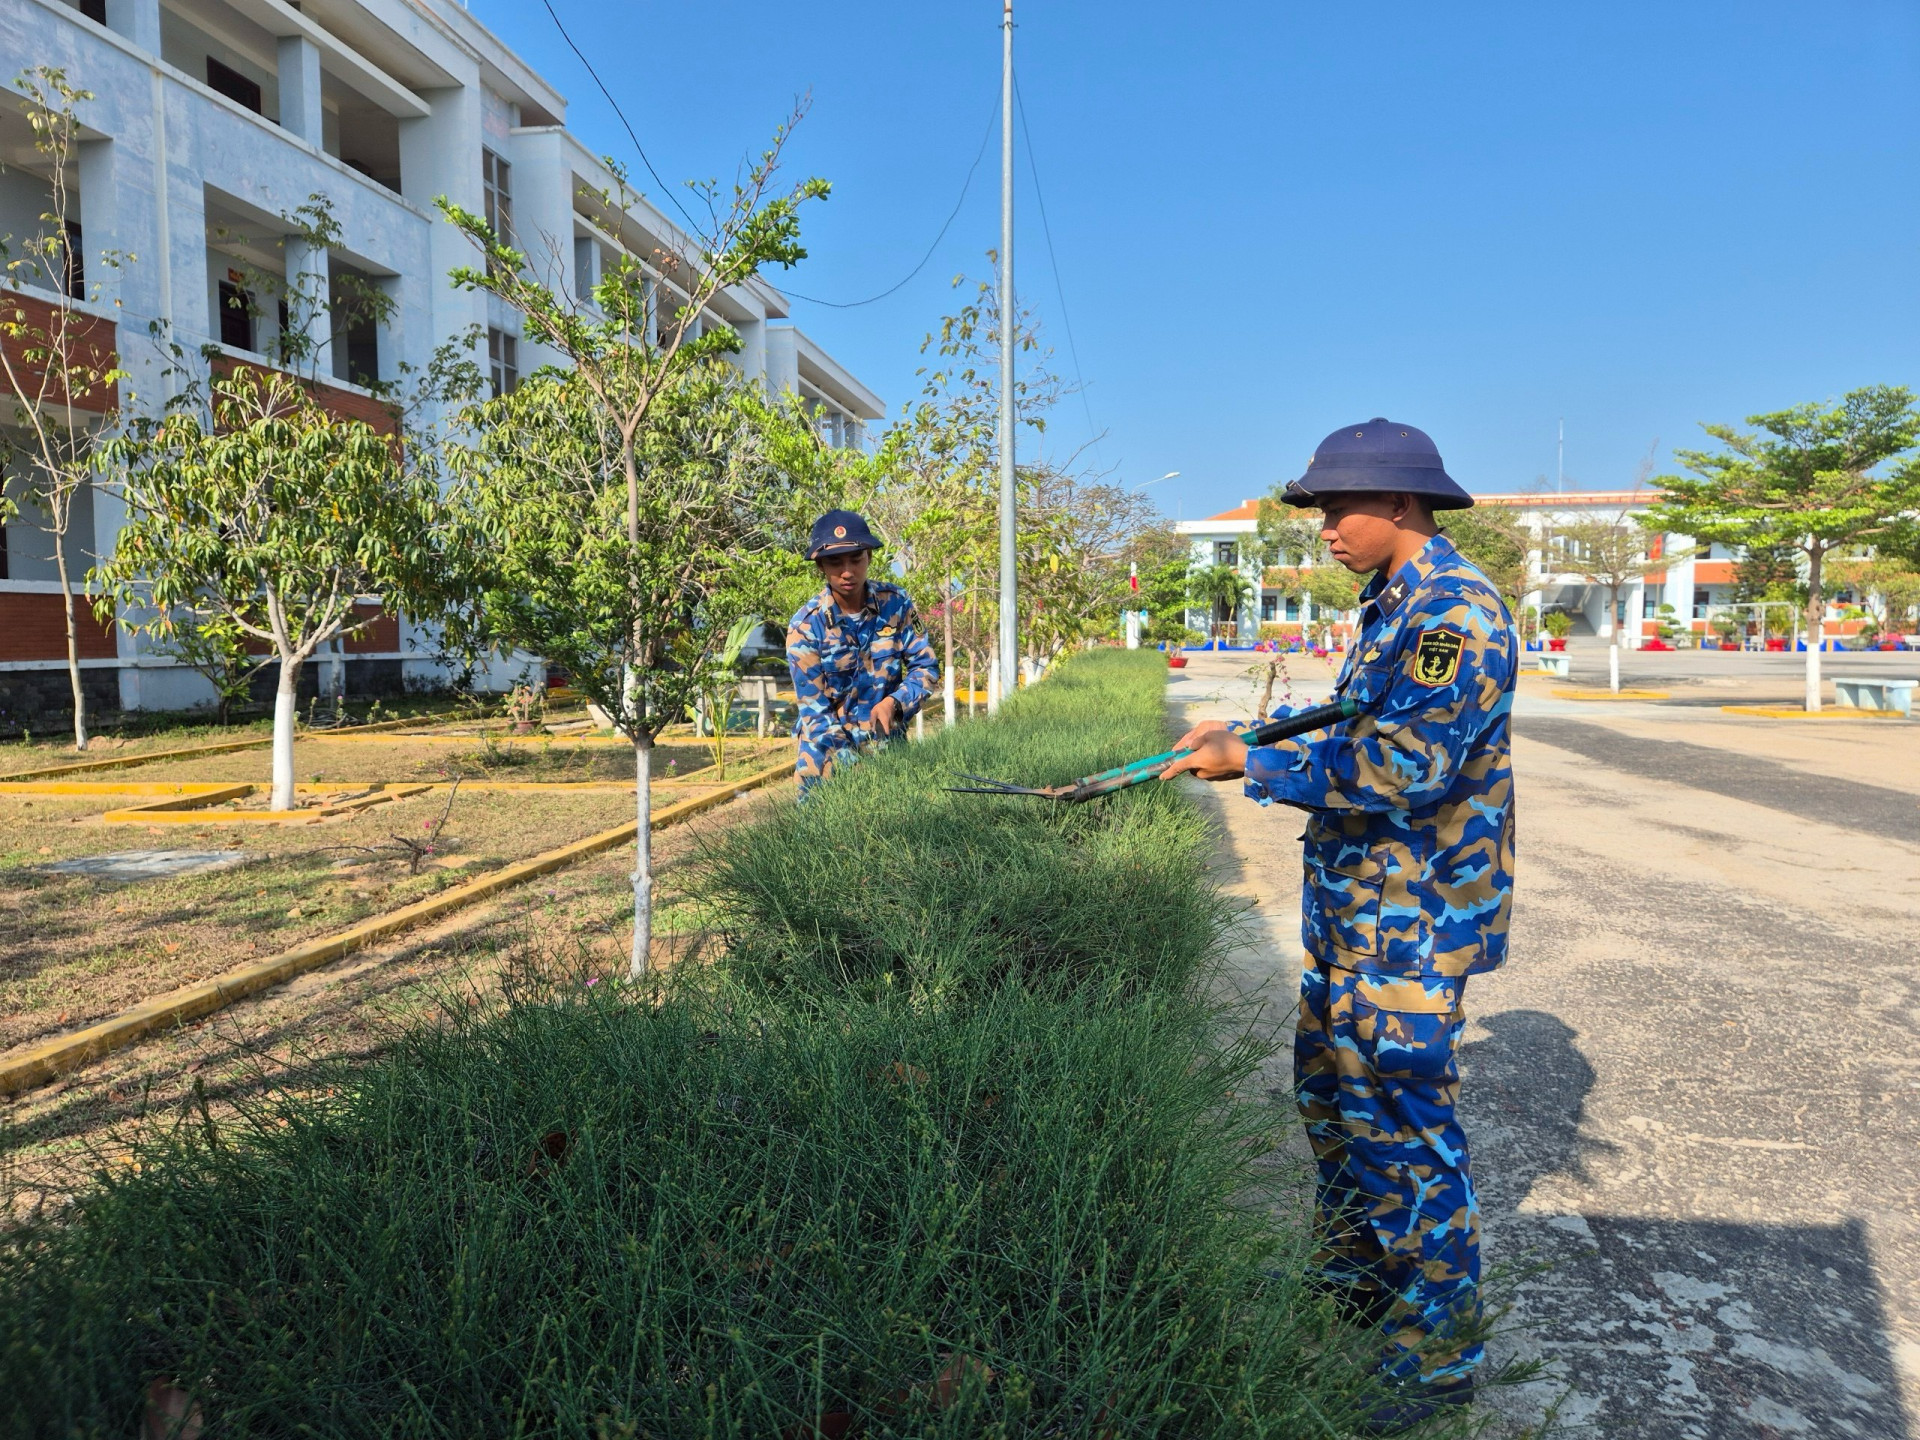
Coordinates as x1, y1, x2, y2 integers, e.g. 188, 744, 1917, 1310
276, 35, 325, 149
283, 231, 330, 369
75, 139, 119, 310
105, 0, 161, 51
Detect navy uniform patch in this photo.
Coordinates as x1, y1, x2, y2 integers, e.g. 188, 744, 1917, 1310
1411, 628, 1466, 686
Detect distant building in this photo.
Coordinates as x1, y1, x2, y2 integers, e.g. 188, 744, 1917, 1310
1174, 490, 1841, 647
0, 0, 882, 721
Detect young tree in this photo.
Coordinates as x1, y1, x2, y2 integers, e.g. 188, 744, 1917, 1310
1441, 504, 1533, 616
0, 68, 128, 751
864, 269, 1058, 710
1549, 511, 1673, 692
1188, 563, 1252, 639
1652, 388, 1920, 710
96, 369, 443, 808
437, 122, 827, 978
152, 608, 268, 726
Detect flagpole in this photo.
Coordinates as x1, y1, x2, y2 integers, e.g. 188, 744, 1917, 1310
994, 0, 1018, 710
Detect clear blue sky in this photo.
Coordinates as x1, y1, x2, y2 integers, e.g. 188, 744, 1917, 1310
474, 0, 1919, 520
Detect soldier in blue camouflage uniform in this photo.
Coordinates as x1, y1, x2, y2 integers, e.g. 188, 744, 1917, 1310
1164, 419, 1516, 1434
785, 509, 940, 799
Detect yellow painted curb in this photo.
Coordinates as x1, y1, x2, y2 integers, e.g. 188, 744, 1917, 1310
1720, 705, 1908, 720
0, 780, 247, 798
0, 713, 451, 782
1557, 688, 1671, 701
0, 762, 790, 1096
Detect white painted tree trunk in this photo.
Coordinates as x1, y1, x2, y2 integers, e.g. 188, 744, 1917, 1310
55, 541, 88, 752
629, 735, 653, 980
270, 665, 300, 811
1805, 619, 1823, 713
1608, 641, 1620, 694
987, 644, 1001, 714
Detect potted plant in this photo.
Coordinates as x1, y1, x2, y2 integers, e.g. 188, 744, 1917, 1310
1542, 610, 1574, 652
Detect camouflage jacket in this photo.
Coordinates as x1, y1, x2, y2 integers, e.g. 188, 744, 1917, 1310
786, 580, 940, 763
1243, 533, 1517, 978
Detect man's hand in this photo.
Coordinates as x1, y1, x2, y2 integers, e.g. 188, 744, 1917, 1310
1160, 720, 1249, 782
869, 695, 901, 736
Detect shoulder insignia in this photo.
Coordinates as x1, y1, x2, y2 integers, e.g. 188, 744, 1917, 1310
1410, 628, 1466, 687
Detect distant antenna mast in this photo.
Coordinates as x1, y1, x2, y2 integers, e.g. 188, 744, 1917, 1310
1557, 418, 1564, 494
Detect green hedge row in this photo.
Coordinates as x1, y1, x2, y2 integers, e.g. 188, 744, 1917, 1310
0, 651, 1398, 1437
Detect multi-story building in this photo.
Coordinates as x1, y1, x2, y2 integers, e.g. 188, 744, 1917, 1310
0, 0, 883, 721
1175, 489, 1848, 647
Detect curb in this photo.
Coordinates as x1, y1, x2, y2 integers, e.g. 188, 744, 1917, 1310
0, 762, 790, 1097
1720, 705, 1908, 720
0, 713, 451, 782
1556, 688, 1671, 701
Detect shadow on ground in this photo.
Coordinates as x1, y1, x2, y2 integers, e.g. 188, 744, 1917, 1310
1469, 1009, 1910, 1439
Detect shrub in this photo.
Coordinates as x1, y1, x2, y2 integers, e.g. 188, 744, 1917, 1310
696, 651, 1226, 1005
0, 985, 1382, 1437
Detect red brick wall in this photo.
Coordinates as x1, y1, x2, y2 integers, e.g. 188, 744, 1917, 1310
0, 289, 119, 413
209, 355, 400, 435
345, 602, 400, 653
0, 591, 118, 661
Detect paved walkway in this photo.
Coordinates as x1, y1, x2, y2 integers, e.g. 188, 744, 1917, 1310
1165, 649, 1919, 1439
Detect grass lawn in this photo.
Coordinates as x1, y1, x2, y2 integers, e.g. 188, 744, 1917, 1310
2, 785, 790, 1203
0, 696, 471, 774
0, 749, 784, 1054
118, 734, 773, 785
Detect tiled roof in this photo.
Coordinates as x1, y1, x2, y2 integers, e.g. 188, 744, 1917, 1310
1200, 499, 1263, 521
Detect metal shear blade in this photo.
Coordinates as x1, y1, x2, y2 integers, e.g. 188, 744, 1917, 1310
943, 772, 1063, 799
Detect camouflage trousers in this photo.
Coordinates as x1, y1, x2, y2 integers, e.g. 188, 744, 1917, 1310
793, 733, 886, 800
1295, 952, 1482, 1385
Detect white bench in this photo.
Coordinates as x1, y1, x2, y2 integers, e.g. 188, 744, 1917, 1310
1832, 678, 1917, 717
1534, 654, 1571, 678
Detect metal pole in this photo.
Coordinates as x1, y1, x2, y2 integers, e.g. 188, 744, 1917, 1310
994, 0, 1017, 710
1557, 418, 1564, 493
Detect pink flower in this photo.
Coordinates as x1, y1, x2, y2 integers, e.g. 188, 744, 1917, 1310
585, 976, 600, 987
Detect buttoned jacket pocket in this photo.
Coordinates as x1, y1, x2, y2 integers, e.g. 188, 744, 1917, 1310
1302, 847, 1383, 959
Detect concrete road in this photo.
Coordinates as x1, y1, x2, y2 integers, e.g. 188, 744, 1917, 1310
1164, 648, 1919, 1438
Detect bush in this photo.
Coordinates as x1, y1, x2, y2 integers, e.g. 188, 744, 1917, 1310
698, 651, 1225, 1005
0, 983, 1386, 1437
0, 649, 1418, 1436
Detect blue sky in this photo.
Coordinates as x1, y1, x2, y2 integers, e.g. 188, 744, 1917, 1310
474, 0, 1919, 520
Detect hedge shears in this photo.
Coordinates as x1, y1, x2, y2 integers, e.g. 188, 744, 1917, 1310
947, 697, 1359, 804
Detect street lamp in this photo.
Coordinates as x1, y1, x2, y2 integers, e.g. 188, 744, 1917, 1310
1132, 469, 1180, 491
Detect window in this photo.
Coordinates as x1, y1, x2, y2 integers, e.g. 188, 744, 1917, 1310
1642, 583, 1663, 618
79, 0, 107, 24
1285, 597, 1300, 621
1214, 541, 1238, 568
488, 327, 517, 397
61, 219, 83, 299
206, 57, 263, 114
1260, 594, 1277, 622
218, 279, 254, 351
482, 149, 512, 243
1692, 587, 1711, 619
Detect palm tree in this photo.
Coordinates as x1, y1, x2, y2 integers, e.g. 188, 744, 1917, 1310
1187, 563, 1254, 640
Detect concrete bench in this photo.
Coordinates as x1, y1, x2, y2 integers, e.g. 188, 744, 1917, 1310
1534, 654, 1571, 678
1833, 678, 1917, 716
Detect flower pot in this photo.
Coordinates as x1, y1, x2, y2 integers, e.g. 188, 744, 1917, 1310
1547, 637, 1567, 652
1167, 655, 1188, 669
1766, 638, 1788, 652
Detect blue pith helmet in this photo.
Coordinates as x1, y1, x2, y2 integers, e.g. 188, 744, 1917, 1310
1282, 418, 1474, 511
807, 509, 882, 560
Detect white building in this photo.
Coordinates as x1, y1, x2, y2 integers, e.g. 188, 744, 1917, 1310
1175, 490, 1771, 648
0, 0, 883, 721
